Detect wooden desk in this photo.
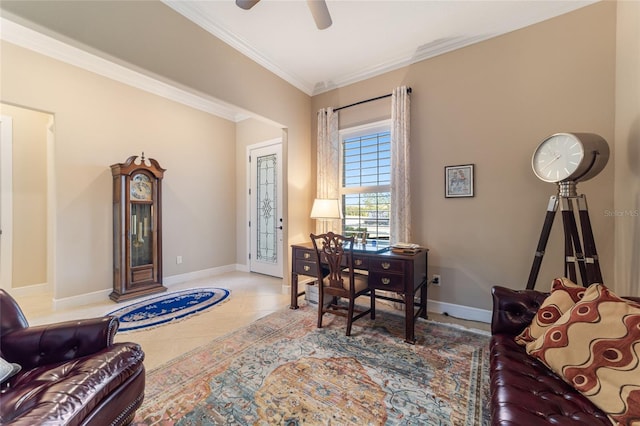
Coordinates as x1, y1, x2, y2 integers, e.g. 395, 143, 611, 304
290, 242, 428, 343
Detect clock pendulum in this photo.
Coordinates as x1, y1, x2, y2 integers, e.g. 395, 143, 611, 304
526, 133, 609, 290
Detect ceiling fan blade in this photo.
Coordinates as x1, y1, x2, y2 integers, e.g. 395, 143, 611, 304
307, 0, 332, 30
236, 0, 260, 10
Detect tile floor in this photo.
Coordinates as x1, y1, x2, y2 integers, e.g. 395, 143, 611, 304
11, 271, 490, 371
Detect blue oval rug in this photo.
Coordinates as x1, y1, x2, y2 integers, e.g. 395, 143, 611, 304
107, 287, 230, 333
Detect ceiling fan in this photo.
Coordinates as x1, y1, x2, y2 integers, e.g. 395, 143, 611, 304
235, 0, 333, 30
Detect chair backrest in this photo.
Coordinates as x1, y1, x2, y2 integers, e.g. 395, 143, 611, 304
310, 232, 355, 294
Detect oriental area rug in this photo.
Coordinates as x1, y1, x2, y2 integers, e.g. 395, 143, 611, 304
107, 288, 230, 333
133, 304, 490, 425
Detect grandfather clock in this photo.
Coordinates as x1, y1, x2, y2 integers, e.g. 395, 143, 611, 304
110, 153, 167, 302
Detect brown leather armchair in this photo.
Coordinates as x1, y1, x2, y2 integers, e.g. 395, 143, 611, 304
0, 289, 145, 425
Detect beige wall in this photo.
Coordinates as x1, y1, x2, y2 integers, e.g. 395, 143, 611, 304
1, 42, 238, 299
614, 0, 640, 295
312, 1, 620, 310
0, 103, 49, 287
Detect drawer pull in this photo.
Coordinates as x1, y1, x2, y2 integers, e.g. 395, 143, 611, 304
354, 259, 363, 266
381, 262, 391, 270
304, 252, 311, 259
381, 277, 391, 285
303, 265, 310, 272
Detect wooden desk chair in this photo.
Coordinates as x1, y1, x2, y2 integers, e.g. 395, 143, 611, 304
310, 232, 375, 336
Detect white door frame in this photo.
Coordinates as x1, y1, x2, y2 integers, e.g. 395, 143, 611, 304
45, 116, 56, 296
0, 112, 56, 295
0, 115, 13, 290
247, 138, 283, 278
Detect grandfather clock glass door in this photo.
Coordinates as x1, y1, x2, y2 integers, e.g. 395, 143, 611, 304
130, 203, 153, 273
129, 172, 153, 282
249, 141, 283, 278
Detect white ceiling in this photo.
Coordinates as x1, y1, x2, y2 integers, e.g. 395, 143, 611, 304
164, 0, 597, 96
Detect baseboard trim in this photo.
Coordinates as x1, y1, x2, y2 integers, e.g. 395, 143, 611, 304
163, 264, 238, 286
50, 264, 238, 310
427, 299, 491, 324
54, 289, 111, 311
5, 282, 51, 297
235, 263, 249, 273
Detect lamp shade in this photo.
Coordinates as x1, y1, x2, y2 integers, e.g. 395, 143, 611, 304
310, 198, 343, 219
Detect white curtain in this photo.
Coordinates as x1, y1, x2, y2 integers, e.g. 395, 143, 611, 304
316, 107, 340, 234
390, 86, 411, 244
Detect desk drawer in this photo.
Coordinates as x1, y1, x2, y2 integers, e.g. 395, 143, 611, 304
295, 248, 315, 261
352, 256, 368, 269
295, 259, 318, 277
369, 272, 404, 292
369, 258, 404, 273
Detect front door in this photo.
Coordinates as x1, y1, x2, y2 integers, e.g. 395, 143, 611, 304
248, 140, 283, 277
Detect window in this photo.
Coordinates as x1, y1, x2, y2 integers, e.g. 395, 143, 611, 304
340, 120, 391, 241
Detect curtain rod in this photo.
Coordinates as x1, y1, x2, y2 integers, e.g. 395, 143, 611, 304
333, 87, 412, 112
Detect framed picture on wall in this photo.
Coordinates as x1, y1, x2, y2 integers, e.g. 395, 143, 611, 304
445, 164, 474, 198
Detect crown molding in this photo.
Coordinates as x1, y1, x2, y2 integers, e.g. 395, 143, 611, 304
3, 1, 596, 100
311, 34, 494, 95
163, 1, 501, 97
164, 1, 316, 96
164, 0, 597, 97
0, 17, 249, 122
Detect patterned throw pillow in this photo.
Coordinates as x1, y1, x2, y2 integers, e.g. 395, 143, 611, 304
526, 284, 640, 426
515, 277, 586, 346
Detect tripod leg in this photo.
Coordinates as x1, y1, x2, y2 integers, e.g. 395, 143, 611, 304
577, 195, 603, 285
561, 197, 588, 286
527, 196, 558, 290
561, 198, 578, 283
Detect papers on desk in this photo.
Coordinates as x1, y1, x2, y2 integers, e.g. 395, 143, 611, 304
391, 242, 420, 254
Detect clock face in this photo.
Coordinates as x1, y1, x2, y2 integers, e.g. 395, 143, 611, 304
532, 134, 585, 183
131, 174, 152, 201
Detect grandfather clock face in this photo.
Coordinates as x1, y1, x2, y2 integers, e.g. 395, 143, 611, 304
130, 173, 152, 201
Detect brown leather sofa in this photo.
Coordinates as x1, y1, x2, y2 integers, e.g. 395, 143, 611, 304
489, 285, 640, 425
0, 289, 145, 425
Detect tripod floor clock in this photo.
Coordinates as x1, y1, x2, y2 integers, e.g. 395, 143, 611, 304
526, 133, 609, 290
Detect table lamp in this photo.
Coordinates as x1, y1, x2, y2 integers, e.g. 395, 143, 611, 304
310, 198, 343, 234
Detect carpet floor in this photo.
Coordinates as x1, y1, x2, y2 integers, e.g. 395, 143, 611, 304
133, 303, 490, 425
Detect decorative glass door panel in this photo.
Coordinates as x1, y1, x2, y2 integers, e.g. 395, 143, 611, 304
249, 141, 283, 278
257, 153, 277, 263
130, 203, 152, 267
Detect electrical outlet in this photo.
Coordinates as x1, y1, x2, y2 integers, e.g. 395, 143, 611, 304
176, 255, 183, 264
432, 274, 441, 286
